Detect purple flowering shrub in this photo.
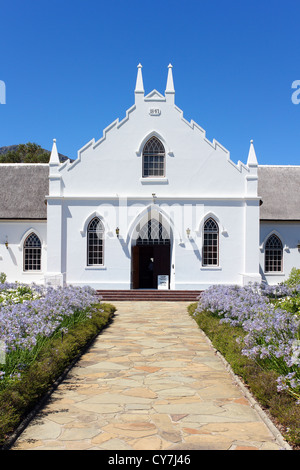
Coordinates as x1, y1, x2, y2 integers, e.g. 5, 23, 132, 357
196, 283, 300, 401
0, 283, 97, 389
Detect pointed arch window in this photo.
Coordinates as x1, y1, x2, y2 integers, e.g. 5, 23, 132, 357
24, 233, 41, 271
143, 136, 165, 178
87, 217, 104, 265
265, 234, 283, 272
202, 218, 219, 266
137, 219, 170, 245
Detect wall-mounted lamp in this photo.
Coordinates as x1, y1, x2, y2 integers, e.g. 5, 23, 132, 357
4, 238, 8, 249
152, 193, 157, 203
116, 227, 120, 238
186, 228, 191, 238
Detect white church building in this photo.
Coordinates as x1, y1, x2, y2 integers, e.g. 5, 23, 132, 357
1, 64, 300, 291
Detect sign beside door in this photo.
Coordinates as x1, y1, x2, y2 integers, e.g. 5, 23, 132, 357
157, 275, 169, 290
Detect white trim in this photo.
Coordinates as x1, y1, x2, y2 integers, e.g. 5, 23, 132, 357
260, 230, 286, 251
80, 211, 108, 237
85, 266, 107, 271
135, 131, 173, 157
140, 177, 169, 184
18, 227, 45, 250
46, 195, 261, 202
200, 266, 222, 271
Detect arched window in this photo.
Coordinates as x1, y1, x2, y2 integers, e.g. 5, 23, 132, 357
87, 217, 104, 266
202, 218, 219, 266
265, 234, 283, 272
137, 219, 170, 245
143, 136, 165, 177
24, 233, 41, 271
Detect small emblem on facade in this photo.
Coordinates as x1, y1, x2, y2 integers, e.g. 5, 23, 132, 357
149, 108, 161, 116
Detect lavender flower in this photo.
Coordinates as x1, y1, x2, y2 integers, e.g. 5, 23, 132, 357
0, 283, 98, 389
196, 282, 300, 401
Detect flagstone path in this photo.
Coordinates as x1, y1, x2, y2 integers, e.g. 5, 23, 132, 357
11, 301, 290, 450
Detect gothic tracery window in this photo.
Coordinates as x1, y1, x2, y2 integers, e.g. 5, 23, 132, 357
265, 234, 283, 272
137, 219, 170, 245
142, 136, 165, 177
87, 217, 104, 265
24, 233, 41, 271
202, 218, 219, 266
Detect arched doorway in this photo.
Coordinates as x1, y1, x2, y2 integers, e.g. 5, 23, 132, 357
131, 218, 171, 289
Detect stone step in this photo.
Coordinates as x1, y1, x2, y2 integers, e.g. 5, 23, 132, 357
96, 290, 201, 302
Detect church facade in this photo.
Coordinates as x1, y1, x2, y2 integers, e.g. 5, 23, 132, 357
1, 65, 300, 290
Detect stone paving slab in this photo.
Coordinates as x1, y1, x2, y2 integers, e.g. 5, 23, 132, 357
11, 301, 290, 450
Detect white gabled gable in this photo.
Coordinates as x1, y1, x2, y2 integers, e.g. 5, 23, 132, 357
52, 64, 257, 200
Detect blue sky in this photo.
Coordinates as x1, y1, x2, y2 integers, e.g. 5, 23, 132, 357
1, 0, 300, 165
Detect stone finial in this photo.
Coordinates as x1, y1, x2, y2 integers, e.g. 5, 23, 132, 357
50, 138, 60, 165
165, 63, 175, 94
135, 63, 144, 94
247, 139, 258, 167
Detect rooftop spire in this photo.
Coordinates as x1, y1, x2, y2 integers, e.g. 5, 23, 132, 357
247, 139, 258, 167
135, 63, 144, 94
165, 63, 175, 94
49, 138, 60, 166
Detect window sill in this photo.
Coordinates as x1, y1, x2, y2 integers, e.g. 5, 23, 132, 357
23, 271, 43, 274
200, 266, 222, 271
264, 272, 284, 276
85, 266, 107, 270
140, 177, 169, 184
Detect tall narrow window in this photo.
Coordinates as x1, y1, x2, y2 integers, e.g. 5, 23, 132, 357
265, 234, 283, 272
24, 233, 41, 271
87, 217, 104, 265
143, 136, 165, 177
202, 218, 219, 266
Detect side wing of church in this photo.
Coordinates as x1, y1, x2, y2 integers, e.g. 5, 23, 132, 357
1, 64, 299, 290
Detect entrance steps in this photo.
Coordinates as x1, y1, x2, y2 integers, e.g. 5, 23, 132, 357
96, 289, 201, 302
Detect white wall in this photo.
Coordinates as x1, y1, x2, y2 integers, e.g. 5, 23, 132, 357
0, 221, 47, 284
260, 221, 300, 284
49, 197, 260, 290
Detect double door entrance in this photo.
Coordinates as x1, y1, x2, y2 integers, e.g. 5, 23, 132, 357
131, 244, 171, 289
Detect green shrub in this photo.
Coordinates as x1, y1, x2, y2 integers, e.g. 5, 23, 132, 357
285, 267, 300, 287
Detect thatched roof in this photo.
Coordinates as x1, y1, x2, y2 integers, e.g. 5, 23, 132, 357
258, 166, 300, 221
0, 164, 48, 219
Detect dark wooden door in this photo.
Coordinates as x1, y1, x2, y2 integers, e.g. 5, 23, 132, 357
132, 244, 171, 289
153, 245, 171, 288
132, 246, 140, 289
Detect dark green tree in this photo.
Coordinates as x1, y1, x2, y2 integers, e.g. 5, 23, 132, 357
0, 143, 50, 163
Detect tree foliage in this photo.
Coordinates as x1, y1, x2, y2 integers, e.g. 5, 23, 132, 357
0, 143, 50, 163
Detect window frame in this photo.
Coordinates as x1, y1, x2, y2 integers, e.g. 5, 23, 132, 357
87, 217, 105, 266
202, 217, 219, 267
142, 136, 166, 178
23, 232, 42, 272
264, 234, 283, 273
